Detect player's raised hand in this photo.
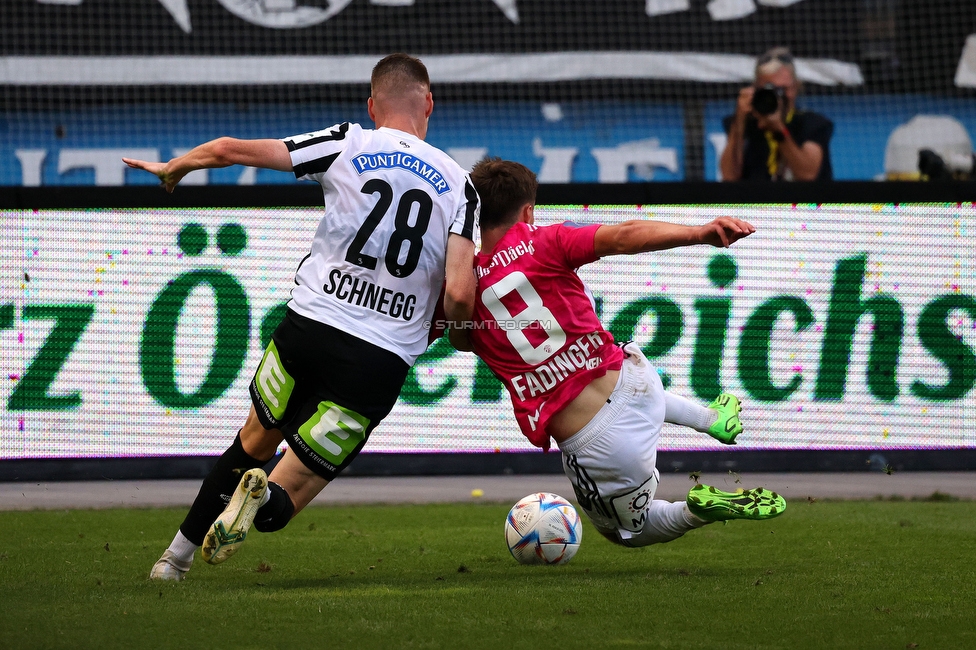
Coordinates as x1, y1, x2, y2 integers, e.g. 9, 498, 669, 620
122, 157, 187, 193
698, 217, 756, 248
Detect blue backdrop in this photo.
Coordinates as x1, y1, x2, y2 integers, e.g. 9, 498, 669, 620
2, 96, 974, 185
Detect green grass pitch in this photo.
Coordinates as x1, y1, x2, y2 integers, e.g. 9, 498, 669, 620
2, 499, 975, 649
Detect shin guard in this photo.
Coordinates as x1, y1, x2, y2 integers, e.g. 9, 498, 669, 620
253, 482, 295, 533
179, 433, 267, 545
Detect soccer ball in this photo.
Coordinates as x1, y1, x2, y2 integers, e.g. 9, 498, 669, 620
504, 492, 582, 565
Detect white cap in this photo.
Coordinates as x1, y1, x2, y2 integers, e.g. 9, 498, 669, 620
884, 115, 973, 176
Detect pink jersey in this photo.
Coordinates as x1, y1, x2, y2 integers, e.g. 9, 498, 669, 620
471, 221, 624, 449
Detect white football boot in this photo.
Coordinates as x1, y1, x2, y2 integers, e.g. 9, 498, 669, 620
201, 468, 268, 565
149, 549, 193, 581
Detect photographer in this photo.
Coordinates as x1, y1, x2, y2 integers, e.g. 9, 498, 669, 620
719, 47, 834, 182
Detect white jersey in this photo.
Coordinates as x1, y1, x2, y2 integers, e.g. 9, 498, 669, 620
283, 123, 478, 365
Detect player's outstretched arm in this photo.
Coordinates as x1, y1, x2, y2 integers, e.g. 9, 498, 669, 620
593, 216, 755, 257
122, 138, 293, 192
443, 233, 477, 352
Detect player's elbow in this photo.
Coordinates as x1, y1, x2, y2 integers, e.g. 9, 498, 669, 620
443, 235, 477, 321
443, 275, 476, 322
209, 137, 239, 166
444, 291, 473, 317
597, 222, 645, 256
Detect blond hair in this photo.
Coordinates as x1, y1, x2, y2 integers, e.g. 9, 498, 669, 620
755, 46, 796, 79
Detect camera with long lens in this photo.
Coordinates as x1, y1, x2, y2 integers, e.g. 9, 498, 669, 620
751, 84, 785, 116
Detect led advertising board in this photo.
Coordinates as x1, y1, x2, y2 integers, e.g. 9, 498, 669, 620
3, 202, 973, 461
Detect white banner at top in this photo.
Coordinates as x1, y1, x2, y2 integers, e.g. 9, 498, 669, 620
0, 53, 864, 86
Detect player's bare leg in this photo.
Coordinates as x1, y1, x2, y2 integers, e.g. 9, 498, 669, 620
265, 448, 330, 517
198, 432, 331, 566
195, 448, 331, 559
239, 405, 286, 460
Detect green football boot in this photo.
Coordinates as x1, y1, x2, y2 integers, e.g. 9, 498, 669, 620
706, 393, 742, 444
202, 468, 268, 565
687, 484, 786, 522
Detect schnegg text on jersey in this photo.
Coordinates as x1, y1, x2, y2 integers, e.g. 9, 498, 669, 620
323, 268, 418, 320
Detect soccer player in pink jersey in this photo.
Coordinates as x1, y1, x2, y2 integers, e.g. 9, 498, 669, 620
463, 158, 786, 548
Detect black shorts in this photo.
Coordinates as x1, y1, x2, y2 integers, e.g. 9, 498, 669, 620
249, 309, 409, 480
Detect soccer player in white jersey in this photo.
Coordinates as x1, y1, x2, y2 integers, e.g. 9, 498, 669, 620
464, 158, 785, 548
124, 54, 480, 580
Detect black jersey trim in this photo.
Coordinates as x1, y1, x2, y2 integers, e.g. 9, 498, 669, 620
565, 453, 610, 519
286, 122, 350, 152
293, 152, 340, 179
293, 253, 311, 285
460, 176, 478, 240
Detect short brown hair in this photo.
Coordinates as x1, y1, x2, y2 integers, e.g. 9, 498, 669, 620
371, 53, 430, 95
469, 158, 538, 230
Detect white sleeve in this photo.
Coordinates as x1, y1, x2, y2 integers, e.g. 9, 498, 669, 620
450, 173, 480, 241
282, 122, 354, 182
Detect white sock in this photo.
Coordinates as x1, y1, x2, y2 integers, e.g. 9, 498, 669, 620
623, 500, 707, 547
168, 530, 199, 563
663, 392, 716, 432
681, 503, 710, 527
259, 486, 271, 507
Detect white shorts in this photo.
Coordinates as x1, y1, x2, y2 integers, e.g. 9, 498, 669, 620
557, 343, 666, 536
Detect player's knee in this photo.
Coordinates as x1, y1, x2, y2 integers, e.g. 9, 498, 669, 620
253, 482, 295, 533
240, 410, 283, 462
595, 526, 630, 547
